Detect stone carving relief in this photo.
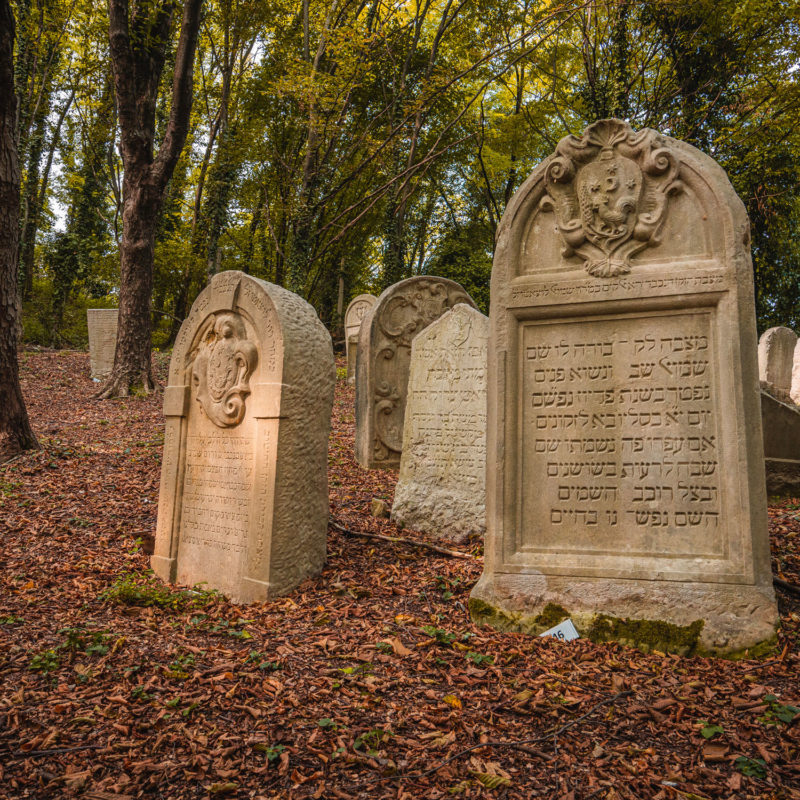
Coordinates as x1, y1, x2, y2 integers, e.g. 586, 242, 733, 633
369, 279, 473, 465
190, 312, 258, 428
541, 119, 683, 277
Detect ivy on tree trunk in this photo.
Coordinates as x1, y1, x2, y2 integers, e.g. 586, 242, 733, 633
99, 0, 203, 398
0, 0, 38, 459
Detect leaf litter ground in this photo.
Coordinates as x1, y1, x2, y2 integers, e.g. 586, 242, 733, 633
0, 351, 798, 800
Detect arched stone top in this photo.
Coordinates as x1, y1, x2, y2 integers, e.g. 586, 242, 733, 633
344, 293, 377, 338
494, 119, 750, 287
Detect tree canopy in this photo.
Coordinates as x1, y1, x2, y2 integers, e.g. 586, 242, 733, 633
11, 0, 800, 345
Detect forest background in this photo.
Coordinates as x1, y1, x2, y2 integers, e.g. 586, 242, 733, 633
11, 0, 800, 351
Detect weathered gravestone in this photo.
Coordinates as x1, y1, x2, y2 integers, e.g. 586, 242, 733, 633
758, 326, 796, 401
391, 304, 488, 541
791, 340, 800, 405
344, 294, 377, 383
470, 119, 778, 656
87, 309, 118, 380
355, 276, 476, 470
152, 271, 335, 603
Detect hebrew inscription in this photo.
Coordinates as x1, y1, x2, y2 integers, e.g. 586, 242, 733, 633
392, 304, 488, 540
521, 310, 721, 558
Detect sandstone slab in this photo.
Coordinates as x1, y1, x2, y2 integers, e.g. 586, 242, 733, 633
87, 309, 118, 379
470, 119, 778, 656
152, 271, 335, 603
355, 277, 475, 470
391, 304, 488, 541
344, 294, 377, 383
758, 326, 796, 402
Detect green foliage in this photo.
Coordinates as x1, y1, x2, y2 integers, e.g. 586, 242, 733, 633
734, 756, 767, 779
465, 651, 494, 667
422, 625, 457, 647
759, 694, 800, 726
698, 721, 724, 739
354, 728, 393, 756
29, 648, 60, 673
100, 571, 220, 610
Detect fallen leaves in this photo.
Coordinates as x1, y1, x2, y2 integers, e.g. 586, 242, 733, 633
0, 352, 798, 799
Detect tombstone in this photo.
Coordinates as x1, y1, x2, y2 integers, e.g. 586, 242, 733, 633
761, 390, 800, 494
355, 276, 476, 470
87, 309, 118, 379
470, 119, 778, 656
344, 294, 377, 383
790, 340, 800, 405
391, 304, 488, 541
152, 271, 335, 603
758, 326, 796, 401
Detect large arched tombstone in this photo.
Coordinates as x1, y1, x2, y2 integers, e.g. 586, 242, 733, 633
152, 271, 335, 603
344, 294, 377, 383
470, 119, 778, 656
355, 277, 476, 469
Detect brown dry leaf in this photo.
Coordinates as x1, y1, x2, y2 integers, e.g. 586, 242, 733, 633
701, 742, 729, 762
442, 694, 462, 709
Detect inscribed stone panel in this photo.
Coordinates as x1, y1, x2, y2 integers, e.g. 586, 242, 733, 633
355, 277, 476, 469
344, 294, 377, 383
470, 119, 778, 656
87, 309, 118, 379
392, 304, 488, 541
152, 271, 335, 603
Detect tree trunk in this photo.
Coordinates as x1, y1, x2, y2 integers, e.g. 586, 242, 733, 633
99, 0, 203, 398
0, 0, 38, 460
100, 166, 161, 396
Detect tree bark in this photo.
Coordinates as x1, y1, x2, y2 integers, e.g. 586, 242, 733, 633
99, 0, 203, 398
0, 0, 38, 460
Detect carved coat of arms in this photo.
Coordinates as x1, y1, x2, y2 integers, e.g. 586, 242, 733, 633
541, 119, 683, 277
191, 312, 258, 427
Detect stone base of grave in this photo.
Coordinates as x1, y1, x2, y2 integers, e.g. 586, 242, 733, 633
150, 555, 324, 603
469, 572, 779, 658
765, 458, 800, 496
391, 485, 484, 543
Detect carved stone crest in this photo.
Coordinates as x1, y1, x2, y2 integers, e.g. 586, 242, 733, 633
541, 119, 683, 277
191, 312, 258, 427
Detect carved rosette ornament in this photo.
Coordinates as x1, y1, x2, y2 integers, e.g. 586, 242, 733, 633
191, 312, 258, 427
541, 119, 683, 277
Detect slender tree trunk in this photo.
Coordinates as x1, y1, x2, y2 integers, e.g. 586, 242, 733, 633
0, 0, 38, 459
99, 0, 203, 398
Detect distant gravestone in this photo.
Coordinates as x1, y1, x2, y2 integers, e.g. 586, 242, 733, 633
470, 119, 778, 656
87, 309, 118, 379
392, 304, 488, 541
152, 271, 335, 603
355, 276, 476, 470
758, 326, 796, 401
791, 340, 800, 405
344, 294, 377, 383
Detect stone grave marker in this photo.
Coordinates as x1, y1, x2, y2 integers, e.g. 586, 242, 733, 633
152, 271, 335, 603
87, 309, 118, 379
344, 294, 377, 383
758, 326, 796, 401
391, 304, 488, 541
470, 119, 778, 656
791, 340, 800, 405
355, 276, 476, 470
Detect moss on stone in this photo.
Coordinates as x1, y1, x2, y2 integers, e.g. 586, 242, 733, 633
702, 633, 779, 661
469, 597, 569, 635
587, 614, 704, 656
533, 603, 569, 628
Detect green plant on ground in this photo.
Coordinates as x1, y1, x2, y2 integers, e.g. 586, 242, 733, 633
354, 728, 393, 756
29, 649, 60, 673
759, 694, 800, 726
100, 571, 220, 610
734, 756, 767, 778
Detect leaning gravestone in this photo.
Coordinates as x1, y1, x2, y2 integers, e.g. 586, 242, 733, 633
344, 294, 377, 383
152, 271, 335, 603
87, 309, 118, 379
392, 304, 488, 541
355, 276, 476, 470
470, 119, 778, 656
758, 326, 796, 401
